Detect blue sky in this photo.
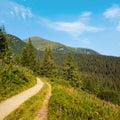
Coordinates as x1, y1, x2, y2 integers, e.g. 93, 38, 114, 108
0, 0, 120, 56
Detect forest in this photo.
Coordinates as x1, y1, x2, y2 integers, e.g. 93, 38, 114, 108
0, 26, 120, 119
54, 53, 120, 105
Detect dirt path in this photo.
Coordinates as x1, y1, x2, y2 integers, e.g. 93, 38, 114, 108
0, 78, 43, 120
38, 83, 52, 120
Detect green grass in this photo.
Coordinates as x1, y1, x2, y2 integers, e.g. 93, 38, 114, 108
0, 64, 36, 102
48, 79, 120, 120
4, 80, 49, 120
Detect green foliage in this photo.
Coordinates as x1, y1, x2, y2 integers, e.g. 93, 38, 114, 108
5, 83, 48, 120
24, 36, 99, 55
0, 64, 36, 102
0, 28, 36, 102
20, 38, 40, 73
80, 73, 120, 105
63, 53, 81, 87
41, 48, 57, 78
54, 53, 120, 104
97, 90, 120, 105
48, 81, 120, 120
8, 34, 26, 56
7, 33, 120, 106
0, 29, 11, 63
80, 73, 102, 94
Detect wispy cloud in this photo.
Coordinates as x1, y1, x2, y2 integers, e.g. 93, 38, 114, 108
103, 5, 120, 31
39, 17, 104, 37
81, 11, 92, 18
103, 5, 120, 20
0, 0, 104, 36
81, 38, 90, 44
79, 11, 92, 22
10, 1, 33, 20
0, 0, 33, 20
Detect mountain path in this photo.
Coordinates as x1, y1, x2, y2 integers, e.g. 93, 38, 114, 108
0, 77, 43, 120
38, 83, 52, 120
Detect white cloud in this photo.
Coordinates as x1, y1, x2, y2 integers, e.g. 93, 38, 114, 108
79, 11, 92, 22
81, 12, 92, 17
103, 5, 120, 32
13, 6, 19, 17
10, 11, 14, 16
0, 0, 33, 20
39, 18, 104, 37
103, 5, 120, 20
10, 2, 33, 20
81, 38, 90, 44
0, 0, 104, 36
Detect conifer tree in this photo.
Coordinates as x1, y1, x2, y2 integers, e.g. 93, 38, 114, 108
63, 53, 80, 87
0, 26, 11, 63
41, 47, 56, 77
21, 38, 38, 72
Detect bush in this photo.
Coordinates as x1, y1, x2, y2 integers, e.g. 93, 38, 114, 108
97, 90, 120, 105
0, 64, 36, 102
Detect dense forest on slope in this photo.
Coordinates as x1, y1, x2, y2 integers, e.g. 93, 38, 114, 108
7, 33, 120, 105
54, 53, 120, 105
54, 53, 120, 80
8, 34, 26, 55
1, 28, 120, 120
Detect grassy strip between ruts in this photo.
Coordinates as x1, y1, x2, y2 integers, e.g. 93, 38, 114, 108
4, 79, 48, 120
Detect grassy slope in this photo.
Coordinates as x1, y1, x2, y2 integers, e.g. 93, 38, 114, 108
4, 79, 49, 120
4, 77, 120, 120
0, 64, 36, 102
24, 36, 99, 55
48, 79, 120, 120
24, 36, 60, 51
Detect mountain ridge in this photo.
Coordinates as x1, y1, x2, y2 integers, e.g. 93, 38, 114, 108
24, 36, 100, 55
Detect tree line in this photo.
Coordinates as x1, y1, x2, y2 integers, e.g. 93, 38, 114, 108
53, 53, 120, 105
19, 38, 80, 87
1, 26, 120, 105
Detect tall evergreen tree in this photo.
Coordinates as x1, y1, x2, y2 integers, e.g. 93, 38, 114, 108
21, 38, 39, 72
63, 53, 80, 87
0, 26, 11, 63
41, 47, 56, 77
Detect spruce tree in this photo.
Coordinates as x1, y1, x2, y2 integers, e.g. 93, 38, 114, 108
63, 53, 80, 87
21, 38, 38, 72
41, 48, 56, 77
0, 26, 11, 63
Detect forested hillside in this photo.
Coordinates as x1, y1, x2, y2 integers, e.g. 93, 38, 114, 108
1, 30, 120, 119
0, 28, 36, 102
7, 33, 120, 105
54, 53, 120, 105
8, 34, 26, 55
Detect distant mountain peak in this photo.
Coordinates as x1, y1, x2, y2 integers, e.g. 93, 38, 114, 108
7, 34, 100, 55
24, 36, 99, 55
